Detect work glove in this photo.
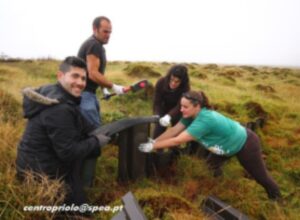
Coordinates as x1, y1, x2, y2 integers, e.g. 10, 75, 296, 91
159, 114, 171, 127
102, 88, 111, 96
93, 133, 111, 147
147, 137, 156, 144
112, 84, 125, 95
138, 138, 155, 153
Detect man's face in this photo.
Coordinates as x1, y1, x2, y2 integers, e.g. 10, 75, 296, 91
94, 20, 112, 44
57, 67, 86, 97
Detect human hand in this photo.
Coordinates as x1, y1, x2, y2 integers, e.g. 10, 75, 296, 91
112, 84, 125, 95
147, 137, 156, 144
159, 114, 171, 127
102, 88, 111, 96
138, 142, 154, 153
93, 133, 111, 147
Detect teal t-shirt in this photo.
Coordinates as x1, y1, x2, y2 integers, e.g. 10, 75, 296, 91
180, 108, 247, 156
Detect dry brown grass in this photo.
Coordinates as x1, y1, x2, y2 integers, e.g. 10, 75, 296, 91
1, 60, 300, 219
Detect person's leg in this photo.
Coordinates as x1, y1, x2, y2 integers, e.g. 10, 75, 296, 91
206, 153, 230, 177
80, 91, 101, 127
62, 160, 93, 218
236, 129, 281, 200
64, 161, 87, 206
80, 91, 101, 187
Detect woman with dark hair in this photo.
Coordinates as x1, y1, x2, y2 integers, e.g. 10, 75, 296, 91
153, 64, 190, 138
141, 90, 281, 200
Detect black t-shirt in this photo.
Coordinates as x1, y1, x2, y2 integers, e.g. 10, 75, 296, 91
78, 35, 107, 93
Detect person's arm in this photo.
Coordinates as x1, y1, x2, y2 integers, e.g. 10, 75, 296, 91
139, 127, 195, 152
167, 103, 181, 118
154, 130, 195, 150
167, 87, 189, 117
86, 54, 113, 88
153, 78, 164, 115
139, 122, 193, 152
42, 105, 106, 161
155, 121, 186, 141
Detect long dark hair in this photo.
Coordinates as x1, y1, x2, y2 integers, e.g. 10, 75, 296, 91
182, 90, 212, 109
164, 64, 190, 91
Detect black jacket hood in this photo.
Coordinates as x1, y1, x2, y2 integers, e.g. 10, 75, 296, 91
22, 83, 81, 119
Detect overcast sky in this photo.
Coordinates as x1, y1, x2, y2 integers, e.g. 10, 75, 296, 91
0, 0, 299, 67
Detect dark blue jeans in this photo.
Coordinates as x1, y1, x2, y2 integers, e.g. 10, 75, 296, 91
80, 91, 101, 127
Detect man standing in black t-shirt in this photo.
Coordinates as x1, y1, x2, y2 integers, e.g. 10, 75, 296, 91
78, 16, 126, 187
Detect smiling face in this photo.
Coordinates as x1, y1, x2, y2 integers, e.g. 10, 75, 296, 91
180, 97, 201, 118
57, 67, 86, 97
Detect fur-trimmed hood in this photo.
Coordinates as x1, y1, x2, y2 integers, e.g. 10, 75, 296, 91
22, 83, 81, 119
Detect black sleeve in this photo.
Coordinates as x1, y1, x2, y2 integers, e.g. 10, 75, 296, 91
167, 103, 181, 118
153, 78, 165, 115
79, 112, 97, 134
86, 42, 103, 58
41, 105, 100, 162
168, 87, 189, 118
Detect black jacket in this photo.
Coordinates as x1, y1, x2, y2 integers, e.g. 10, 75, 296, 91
153, 77, 189, 123
16, 83, 100, 179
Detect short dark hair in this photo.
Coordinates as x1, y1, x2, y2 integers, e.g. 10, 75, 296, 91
59, 56, 87, 73
93, 16, 111, 29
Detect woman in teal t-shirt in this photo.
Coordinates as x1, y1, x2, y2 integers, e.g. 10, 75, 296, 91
139, 90, 281, 200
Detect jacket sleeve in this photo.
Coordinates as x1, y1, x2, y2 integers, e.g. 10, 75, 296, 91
79, 111, 97, 134
167, 103, 181, 118
167, 87, 189, 118
153, 78, 165, 115
41, 104, 100, 162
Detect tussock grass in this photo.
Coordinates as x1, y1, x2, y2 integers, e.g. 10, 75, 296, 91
123, 63, 161, 78
1, 170, 65, 220
0, 89, 22, 124
1, 60, 300, 219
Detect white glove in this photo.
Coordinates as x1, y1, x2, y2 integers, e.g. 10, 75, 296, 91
148, 137, 156, 144
112, 84, 125, 95
159, 114, 171, 127
138, 142, 154, 153
102, 88, 111, 96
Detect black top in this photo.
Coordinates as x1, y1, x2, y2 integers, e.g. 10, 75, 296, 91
78, 35, 107, 93
153, 77, 189, 123
16, 83, 100, 179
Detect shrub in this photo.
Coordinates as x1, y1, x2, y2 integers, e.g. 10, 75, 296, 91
124, 64, 161, 78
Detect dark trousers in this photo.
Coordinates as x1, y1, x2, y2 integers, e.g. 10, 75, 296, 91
54, 161, 91, 219
64, 160, 87, 205
206, 129, 281, 199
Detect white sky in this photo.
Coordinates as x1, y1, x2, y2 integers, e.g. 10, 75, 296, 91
0, 0, 299, 67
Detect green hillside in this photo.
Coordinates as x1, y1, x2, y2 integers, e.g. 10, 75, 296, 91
0, 59, 299, 219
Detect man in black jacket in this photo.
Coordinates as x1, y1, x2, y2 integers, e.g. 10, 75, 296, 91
16, 56, 110, 208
